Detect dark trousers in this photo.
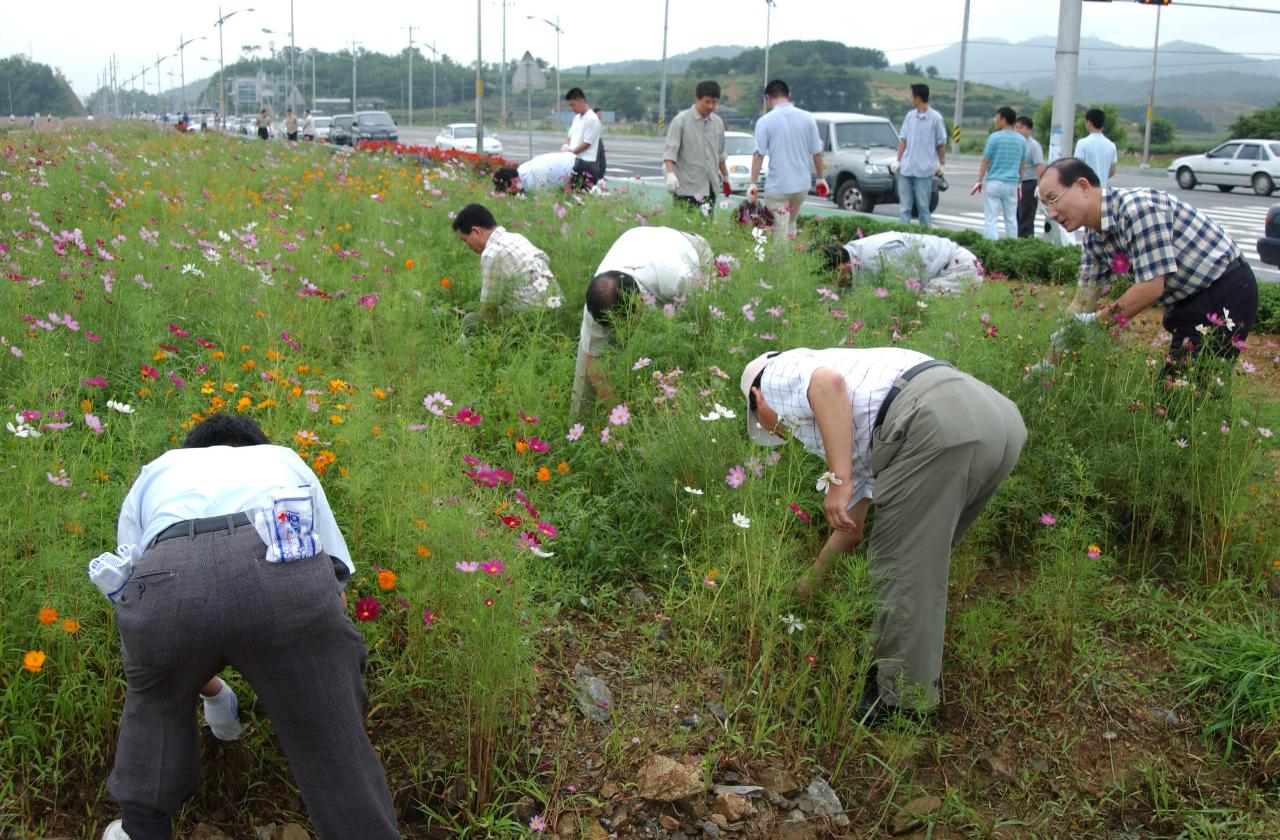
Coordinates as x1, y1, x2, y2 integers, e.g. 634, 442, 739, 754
1016, 178, 1038, 238
674, 186, 717, 216
107, 526, 399, 839
571, 156, 602, 188
1163, 258, 1258, 371
257, 126, 269, 141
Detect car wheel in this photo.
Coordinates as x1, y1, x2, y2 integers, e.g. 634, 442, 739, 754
1176, 167, 1197, 190
928, 190, 940, 213
834, 179, 862, 212
1252, 172, 1275, 197
1217, 185, 1234, 193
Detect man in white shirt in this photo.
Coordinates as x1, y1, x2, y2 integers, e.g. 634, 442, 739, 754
740, 348, 1024, 725
895, 83, 947, 228
102, 415, 399, 840
1073, 108, 1118, 189
563, 87, 603, 183
491, 152, 578, 193
822, 231, 983, 296
451, 203, 563, 327
748, 79, 828, 243
571, 227, 714, 413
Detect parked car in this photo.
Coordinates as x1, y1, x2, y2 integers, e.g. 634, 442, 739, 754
434, 123, 503, 155
329, 114, 355, 146
1168, 139, 1279, 197
352, 110, 398, 145
813, 112, 940, 215
724, 131, 768, 194
304, 116, 332, 142
1259, 204, 1280, 267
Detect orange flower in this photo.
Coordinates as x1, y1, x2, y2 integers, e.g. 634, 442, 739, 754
236, 395, 252, 411
404, 259, 415, 270
22, 650, 46, 673
66, 521, 85, 535
372, 388, 387, 400
413, 518, 429, 530
371, 426, 381, 437
514, 439, 529, 454
61, 618, 81, 634
210, 350, 225, 359
80, 399, 93, 412
416, 545, 432, 557
38, 607, 58, 625
439, 277, 452, 290
557, 461, 571, 475
537, 466, 551, 482
377, 570, 397, 590
241, 359, 257, 370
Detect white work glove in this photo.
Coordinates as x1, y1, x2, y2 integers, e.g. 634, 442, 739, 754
88, 545, 136, 602
889, 160, 899, 176
936, 163, 946, 176
560, 144, 572, 153
665, 171, 681, 194
747, 183, 760, 205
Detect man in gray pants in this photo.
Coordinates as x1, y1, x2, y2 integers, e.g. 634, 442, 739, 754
741, 348, 1025, 723
102, 414, 399, 839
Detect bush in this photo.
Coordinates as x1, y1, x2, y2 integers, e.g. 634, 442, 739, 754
1256, 283, 1280, 335
806, 215, 1083, 284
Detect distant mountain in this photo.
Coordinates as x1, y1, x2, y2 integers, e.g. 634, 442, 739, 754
566, 45, 748, 76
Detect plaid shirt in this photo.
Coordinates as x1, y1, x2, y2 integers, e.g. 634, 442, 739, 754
759, 347, 932, 504
1080, 188, 1241, 306
479, 227, 562, 311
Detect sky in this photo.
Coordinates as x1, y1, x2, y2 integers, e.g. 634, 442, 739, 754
4, 0, 1280, 100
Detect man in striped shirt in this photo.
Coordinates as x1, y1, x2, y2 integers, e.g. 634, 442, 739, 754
452, 204, 563, 329
1039, 157, 1258, 368
740, 348, 1025, 725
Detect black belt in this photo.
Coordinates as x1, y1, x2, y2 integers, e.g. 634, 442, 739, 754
151, 511, 252, 548
873, 360, 953, 431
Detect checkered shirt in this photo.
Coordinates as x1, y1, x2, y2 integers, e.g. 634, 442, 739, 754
759, 347, 932, 504
479, 226, 562, 311
1080, 188, 1241, 306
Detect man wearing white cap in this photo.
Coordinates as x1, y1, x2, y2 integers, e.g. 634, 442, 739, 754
740, 347, 1025, 723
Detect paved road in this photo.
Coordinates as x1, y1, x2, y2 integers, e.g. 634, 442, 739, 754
400, 125, 1278, 282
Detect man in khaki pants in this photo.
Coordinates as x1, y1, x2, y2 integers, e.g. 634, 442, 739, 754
748, 79, 828, 243
741, 347, 1025, 724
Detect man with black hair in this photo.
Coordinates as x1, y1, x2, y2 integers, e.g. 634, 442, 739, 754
895, 83, 946, 228
1073, 107, 1117, 189
974, 106, 1026, 240
1037, 156, 1257, 371
563, 88, 603, 183
739, 348, 1024, 726
491, 151, 578, 193
100, 414, 400, 840
1013, 115, 1045, 238
571, 227, 714, 413
451, 203, 562, 327
749, 79, 828, 243
822, 231, 982, 296
663, 80, 732, 212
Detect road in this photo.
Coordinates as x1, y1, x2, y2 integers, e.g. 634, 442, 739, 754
399, 125, 1278, 282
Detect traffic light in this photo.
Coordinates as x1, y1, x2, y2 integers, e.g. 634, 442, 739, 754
1139, 0, 1171, 5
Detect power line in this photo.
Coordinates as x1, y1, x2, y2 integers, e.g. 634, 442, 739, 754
883, 38, 1280, 59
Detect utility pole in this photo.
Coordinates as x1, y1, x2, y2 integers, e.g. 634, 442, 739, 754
1050, 0, 1083, 246
423, 42, 440, 128
178, 35, 206, 117
951, 0, 971, 155
1140, 4, 1162, 169
407, 25, 416, 127
500, 0, 508, 122
289, 0, 295, 109
476, 0, 484, 150
351, 39, 359, 114
528, 16, 563, 127
762, 0, 774, 116
658, 0, 669, 131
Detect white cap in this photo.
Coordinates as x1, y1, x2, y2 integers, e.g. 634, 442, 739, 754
740, 351, 786, 447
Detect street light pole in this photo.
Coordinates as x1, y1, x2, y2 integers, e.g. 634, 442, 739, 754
406, 25, 415, 127
289, 0, 295, 109
1140, 4, 1162, 169
215, 6, 254, 129
658, 0, 669, 131
178, 35, 206, 116
351, 40, 359, 114
952, 0, 971, 155
476, 0, 483, 150
762, 0, 774, 115
528, 16, 563, 127
500, 0, 508, 122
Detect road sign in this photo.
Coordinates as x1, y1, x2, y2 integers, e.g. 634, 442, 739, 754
511, 51, 546, 92
951, 125, 961, 144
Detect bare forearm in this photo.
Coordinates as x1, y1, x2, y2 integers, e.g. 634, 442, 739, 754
807, 369, 853, 481
1113, 277, 1165, 318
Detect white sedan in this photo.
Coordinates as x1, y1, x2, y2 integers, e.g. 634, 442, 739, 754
1168, 139, 1279, 197
724, 131, 768, 194
435, 123, 503, 155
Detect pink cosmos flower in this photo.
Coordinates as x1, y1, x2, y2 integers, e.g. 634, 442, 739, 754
422, 609, 436, 627
358, 293, 379, 310
788, 502, 811, 523
1109, 251, 1131, 275
528, 436, 549, 453
874, 288, 889, 298
1039, 513, 1057, 526
84, 413, 104, 435
567, 422, 584, 441
519, 410, 539, 424
354, 596, 381, 622
608, 404, 630, 426
455, 561, 480, 573
725, 465, 746, 488
82, 376, 109, 388
1086, 546, 1102, 559
451, 406, 482, 426
480, 559, 506, 576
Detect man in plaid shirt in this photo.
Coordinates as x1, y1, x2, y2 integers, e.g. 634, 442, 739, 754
1038, 158, 1258, 368
452, 204, 564, 328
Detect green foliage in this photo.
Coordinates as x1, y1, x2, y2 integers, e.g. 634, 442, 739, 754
0, 55, 83, 117
1114, 103, 1211, 134
1227, 101, 1280, 140
1148, 115, 1177, 146
1033, 98, 1128, 149
1256, 283, 1280, 335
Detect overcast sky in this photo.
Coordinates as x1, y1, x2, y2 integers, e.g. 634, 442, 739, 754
5, 0, 1280, 99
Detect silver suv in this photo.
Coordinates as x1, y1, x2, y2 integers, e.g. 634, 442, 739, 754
813, 112, 940, 215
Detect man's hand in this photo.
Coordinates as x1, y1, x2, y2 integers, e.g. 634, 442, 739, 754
822, 480, 857, 532
721, 180, 732, 197
937, 163, 945, 176
815, 180, 829, 198
747, 183, 760, 204
665, 171, 680, 194
560, 144, 572, 153
970, 181, 983, 195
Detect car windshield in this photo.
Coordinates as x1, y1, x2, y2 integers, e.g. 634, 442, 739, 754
450, 124, 496, 138
314, 117, 332, 127
725, 136, 755, 156
357, 113, 394, 127
833, 121, 899, 149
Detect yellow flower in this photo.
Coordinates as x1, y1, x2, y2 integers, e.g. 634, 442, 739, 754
23, 650, 47, 673
328, 379, 348, 394
38, 607, 58, 625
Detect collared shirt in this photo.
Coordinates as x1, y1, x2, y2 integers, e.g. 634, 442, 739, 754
1022, 137, 1045, 181
517, 152, 577, 190
1074, 132, 1118, 188
571, 227, 713, 412
758, 347, 932, 504
479, 226, 562, 312
981, 129, 1026, 184
117, 444, 354, 574
663, 105, 726, 199
568, 110, 602, 163
897, 107, 946, 178
753, 102, 823, 195
1080, 187, 1242, 306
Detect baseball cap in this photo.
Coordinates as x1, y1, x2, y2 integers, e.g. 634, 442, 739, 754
740, 351, 785, 446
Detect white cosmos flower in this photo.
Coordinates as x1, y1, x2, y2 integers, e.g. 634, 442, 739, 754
780, 613, 805, 634
732, 512, 750, 529
815, 471, 844, 493
683, 486, 704, 495
106, 399, 134, 414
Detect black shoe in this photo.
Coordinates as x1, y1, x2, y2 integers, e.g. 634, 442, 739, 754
855, 669, 937, 728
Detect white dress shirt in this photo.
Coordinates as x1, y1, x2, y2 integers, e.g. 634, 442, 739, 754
117, 444, 354, 574
517, 152, 577, 190
568, 110, 602, 163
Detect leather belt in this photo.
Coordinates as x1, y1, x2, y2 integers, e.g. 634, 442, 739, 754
150, 511, 252, 548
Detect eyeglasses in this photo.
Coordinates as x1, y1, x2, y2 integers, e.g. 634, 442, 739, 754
1041, 183, 1077, 209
